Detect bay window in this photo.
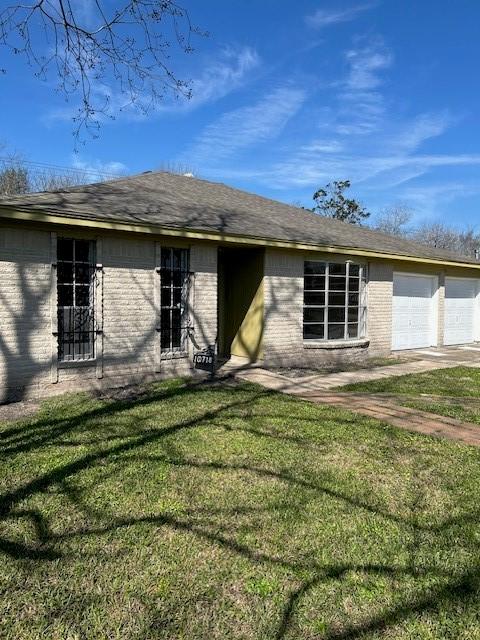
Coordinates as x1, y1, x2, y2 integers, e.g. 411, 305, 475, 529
303, 261, 366, 341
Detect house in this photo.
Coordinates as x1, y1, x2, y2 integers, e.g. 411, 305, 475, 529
1, 171, 479, 401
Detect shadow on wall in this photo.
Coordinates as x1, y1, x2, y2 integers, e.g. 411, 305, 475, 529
0, 246, 217, 403
0, 261, 51, 403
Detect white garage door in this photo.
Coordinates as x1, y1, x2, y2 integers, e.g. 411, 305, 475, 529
444, 278, 478, 345
392, 274, 436, 350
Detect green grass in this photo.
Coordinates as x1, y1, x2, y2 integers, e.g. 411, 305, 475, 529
339, 366, 480, 426
340, 366, 480, 397
400, 397, 480, 426
1, 379, 480, 639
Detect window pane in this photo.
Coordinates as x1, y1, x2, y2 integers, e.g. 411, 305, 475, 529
328, 291, 345, 306
303, 324, 324, 340
75, 333, 93, 359
348, 307, 359, 322
329, 263, 347, 276
348, 277, 360, 292
58, 309, 74, 360
162, 270, 172, 287
161, 310, 171, 350
57, 238, 73, 261
328, 308, 345, 323
172, 249, 183, 270
161, 249, 171, 270
172, 271, 184, 288
173, 287, 182, 307
347, 323, 359, 338
161, 287, 171, 307
74, 307, 93, 333
57, 239, 95, 362
304, 308, 325, 323
304, 261, 325, 275
349, 264, 360, 277
161, 309, 171, 329
161, 328, 171, 351
172, 309, 181, 348
75, 285, 90, 307
57, 262, 73, 284
329, 276, 346, 291
304, 291, 325, 306
58, 284, 73, 306
75, 240, 91, 263
304, 275, 325, 290
349, 293, 359, 306
160, 248, 189, 352
75, 263, 91, 284
328, 324, 345, 340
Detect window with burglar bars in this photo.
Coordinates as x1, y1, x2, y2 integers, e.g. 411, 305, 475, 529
57, 238, 96, 362
160, 247, 190, 353
303, 261, 367, 341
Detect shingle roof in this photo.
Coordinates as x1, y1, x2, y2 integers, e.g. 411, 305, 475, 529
0, 171, 477, 265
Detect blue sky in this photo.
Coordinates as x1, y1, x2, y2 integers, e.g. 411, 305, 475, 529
2, 0, 480, 228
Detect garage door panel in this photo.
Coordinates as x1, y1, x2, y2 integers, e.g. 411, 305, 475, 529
444, 278, 477, 346
392, 274, 435, 350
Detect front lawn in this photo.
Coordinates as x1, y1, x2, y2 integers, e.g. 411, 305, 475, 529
340, 366, 480, 426
340, 365, 480, 397
1, 380, 480, 639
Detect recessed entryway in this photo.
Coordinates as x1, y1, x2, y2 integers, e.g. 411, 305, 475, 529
392, 273, 438, 350
217, 247, 265, 362
444, 277, 479, 346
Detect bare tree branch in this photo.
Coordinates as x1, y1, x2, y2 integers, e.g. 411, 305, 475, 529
0, 1, 206, 143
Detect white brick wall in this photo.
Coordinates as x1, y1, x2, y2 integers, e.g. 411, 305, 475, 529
367, 260, 394, 355
3, 220, 480, 400
0, 226, 52, 401
263, 249, 303, 366
0, 224, 218, 401
263, 249, 379, 366
102, 236, 156, 377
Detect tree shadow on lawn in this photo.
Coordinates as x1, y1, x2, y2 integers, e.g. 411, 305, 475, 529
1, 380, 480, 638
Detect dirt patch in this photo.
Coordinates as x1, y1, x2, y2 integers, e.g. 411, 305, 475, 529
269, 357, 413, 379
0, 399, 41, 423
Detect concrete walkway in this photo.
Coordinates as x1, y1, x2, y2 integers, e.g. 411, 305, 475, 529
225, 345, 480, 393
233, 352, 480, 447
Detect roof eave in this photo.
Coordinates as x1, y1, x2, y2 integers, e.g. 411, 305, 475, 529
0, 205, 479, 270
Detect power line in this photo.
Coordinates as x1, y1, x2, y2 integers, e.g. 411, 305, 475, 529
0, 156, 126, 179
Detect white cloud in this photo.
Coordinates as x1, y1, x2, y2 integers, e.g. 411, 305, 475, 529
328, 40, 393, 137
184, 47, 260, 111
306, 4, 374, 29
240, 40, 476, 194
180, 86, 306, 164
345, 43, 393, 91
71, 157, 128, 181
390, 112, 452, 152
47, 46, 260, 124
399, 182, 480, 221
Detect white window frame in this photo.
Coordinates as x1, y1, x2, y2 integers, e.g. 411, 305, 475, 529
57, 237, 96, 363
303, 260, 367, 342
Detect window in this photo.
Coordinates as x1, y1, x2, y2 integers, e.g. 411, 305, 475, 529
303, 261, 366, 341
57, 238, 95, 361
160, 247, 190, 352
